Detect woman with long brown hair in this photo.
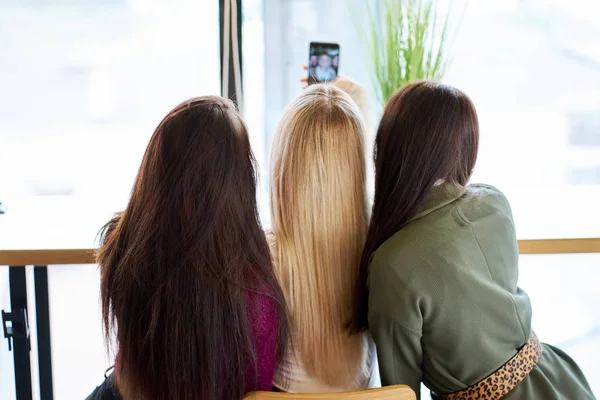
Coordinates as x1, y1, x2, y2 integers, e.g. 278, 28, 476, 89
269, 82, 377, 392
351, 81, 594, 399
86, 96, 289, 400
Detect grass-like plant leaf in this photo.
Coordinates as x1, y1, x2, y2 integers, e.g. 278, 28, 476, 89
360, 0, 457, 106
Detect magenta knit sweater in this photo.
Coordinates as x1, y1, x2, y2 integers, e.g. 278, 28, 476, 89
245, 289, 279, 392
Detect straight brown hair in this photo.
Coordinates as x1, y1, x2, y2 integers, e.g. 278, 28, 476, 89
97, 96, 289, 399
350, 81, 479, 332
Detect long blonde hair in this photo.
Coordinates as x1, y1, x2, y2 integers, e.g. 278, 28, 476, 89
270, 84, 368, 388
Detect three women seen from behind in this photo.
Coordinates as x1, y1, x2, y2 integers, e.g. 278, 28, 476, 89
87, 97, 289, 400
353, 81, 595, 399
269, 82, 377, 392
87, 79, 595, 400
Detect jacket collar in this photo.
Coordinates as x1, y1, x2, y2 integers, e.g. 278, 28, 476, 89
410, 182, 466, 222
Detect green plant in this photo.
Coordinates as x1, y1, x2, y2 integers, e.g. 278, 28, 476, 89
361, 0, 455, 106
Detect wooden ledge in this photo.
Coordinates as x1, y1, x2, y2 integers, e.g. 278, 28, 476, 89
518, 238, 600, 255
1, 239, 599, 266
0, 249, 96, 266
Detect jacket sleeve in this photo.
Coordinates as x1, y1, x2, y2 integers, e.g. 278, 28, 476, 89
368, 311, 423, 396
367, 260, 424, 396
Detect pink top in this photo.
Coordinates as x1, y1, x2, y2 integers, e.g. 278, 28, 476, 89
245, 289, 279, 392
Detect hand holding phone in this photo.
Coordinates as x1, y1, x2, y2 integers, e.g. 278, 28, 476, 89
307, 42, 340, 84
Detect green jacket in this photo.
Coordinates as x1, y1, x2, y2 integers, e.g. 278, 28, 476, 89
368, 183, 595, 399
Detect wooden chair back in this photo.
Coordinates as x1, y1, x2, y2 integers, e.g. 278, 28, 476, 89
244, 385, 416, 400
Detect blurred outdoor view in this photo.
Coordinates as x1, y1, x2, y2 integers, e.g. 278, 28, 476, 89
0, 0, 599, 398
0, 0, 220, 200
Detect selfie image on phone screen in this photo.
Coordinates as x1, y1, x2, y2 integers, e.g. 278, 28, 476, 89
308, 42, 339, 84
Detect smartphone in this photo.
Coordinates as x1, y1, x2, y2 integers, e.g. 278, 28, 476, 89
308, 42, 340, 84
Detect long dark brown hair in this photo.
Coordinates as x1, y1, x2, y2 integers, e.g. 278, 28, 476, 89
350, 81, 479, 332
97, 96, 289, 399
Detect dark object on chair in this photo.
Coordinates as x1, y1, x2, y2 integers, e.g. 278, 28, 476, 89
85, 368, 121, 400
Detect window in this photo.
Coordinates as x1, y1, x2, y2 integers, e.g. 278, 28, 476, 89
449, 0, 600, 240
256, 0, 600, 236
0, 0, 220, 202
251, 0, 376, 223
243, 0, 270, 213
0, 1, 219, 398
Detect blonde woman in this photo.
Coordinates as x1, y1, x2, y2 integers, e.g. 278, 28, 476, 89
269, 81, 377, 392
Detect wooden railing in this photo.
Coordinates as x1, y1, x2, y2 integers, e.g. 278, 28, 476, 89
518, 238, 600, 255
2, 238, 600, 267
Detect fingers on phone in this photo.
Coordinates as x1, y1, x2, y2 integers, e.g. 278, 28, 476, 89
302, 65, 310, 87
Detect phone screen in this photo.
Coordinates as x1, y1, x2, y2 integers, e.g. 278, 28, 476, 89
308, 42, 340, 84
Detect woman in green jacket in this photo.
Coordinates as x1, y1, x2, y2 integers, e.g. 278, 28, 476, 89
351, 81, 595, 399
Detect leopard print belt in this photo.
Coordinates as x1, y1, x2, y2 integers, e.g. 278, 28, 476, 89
433, 332, 543, 400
